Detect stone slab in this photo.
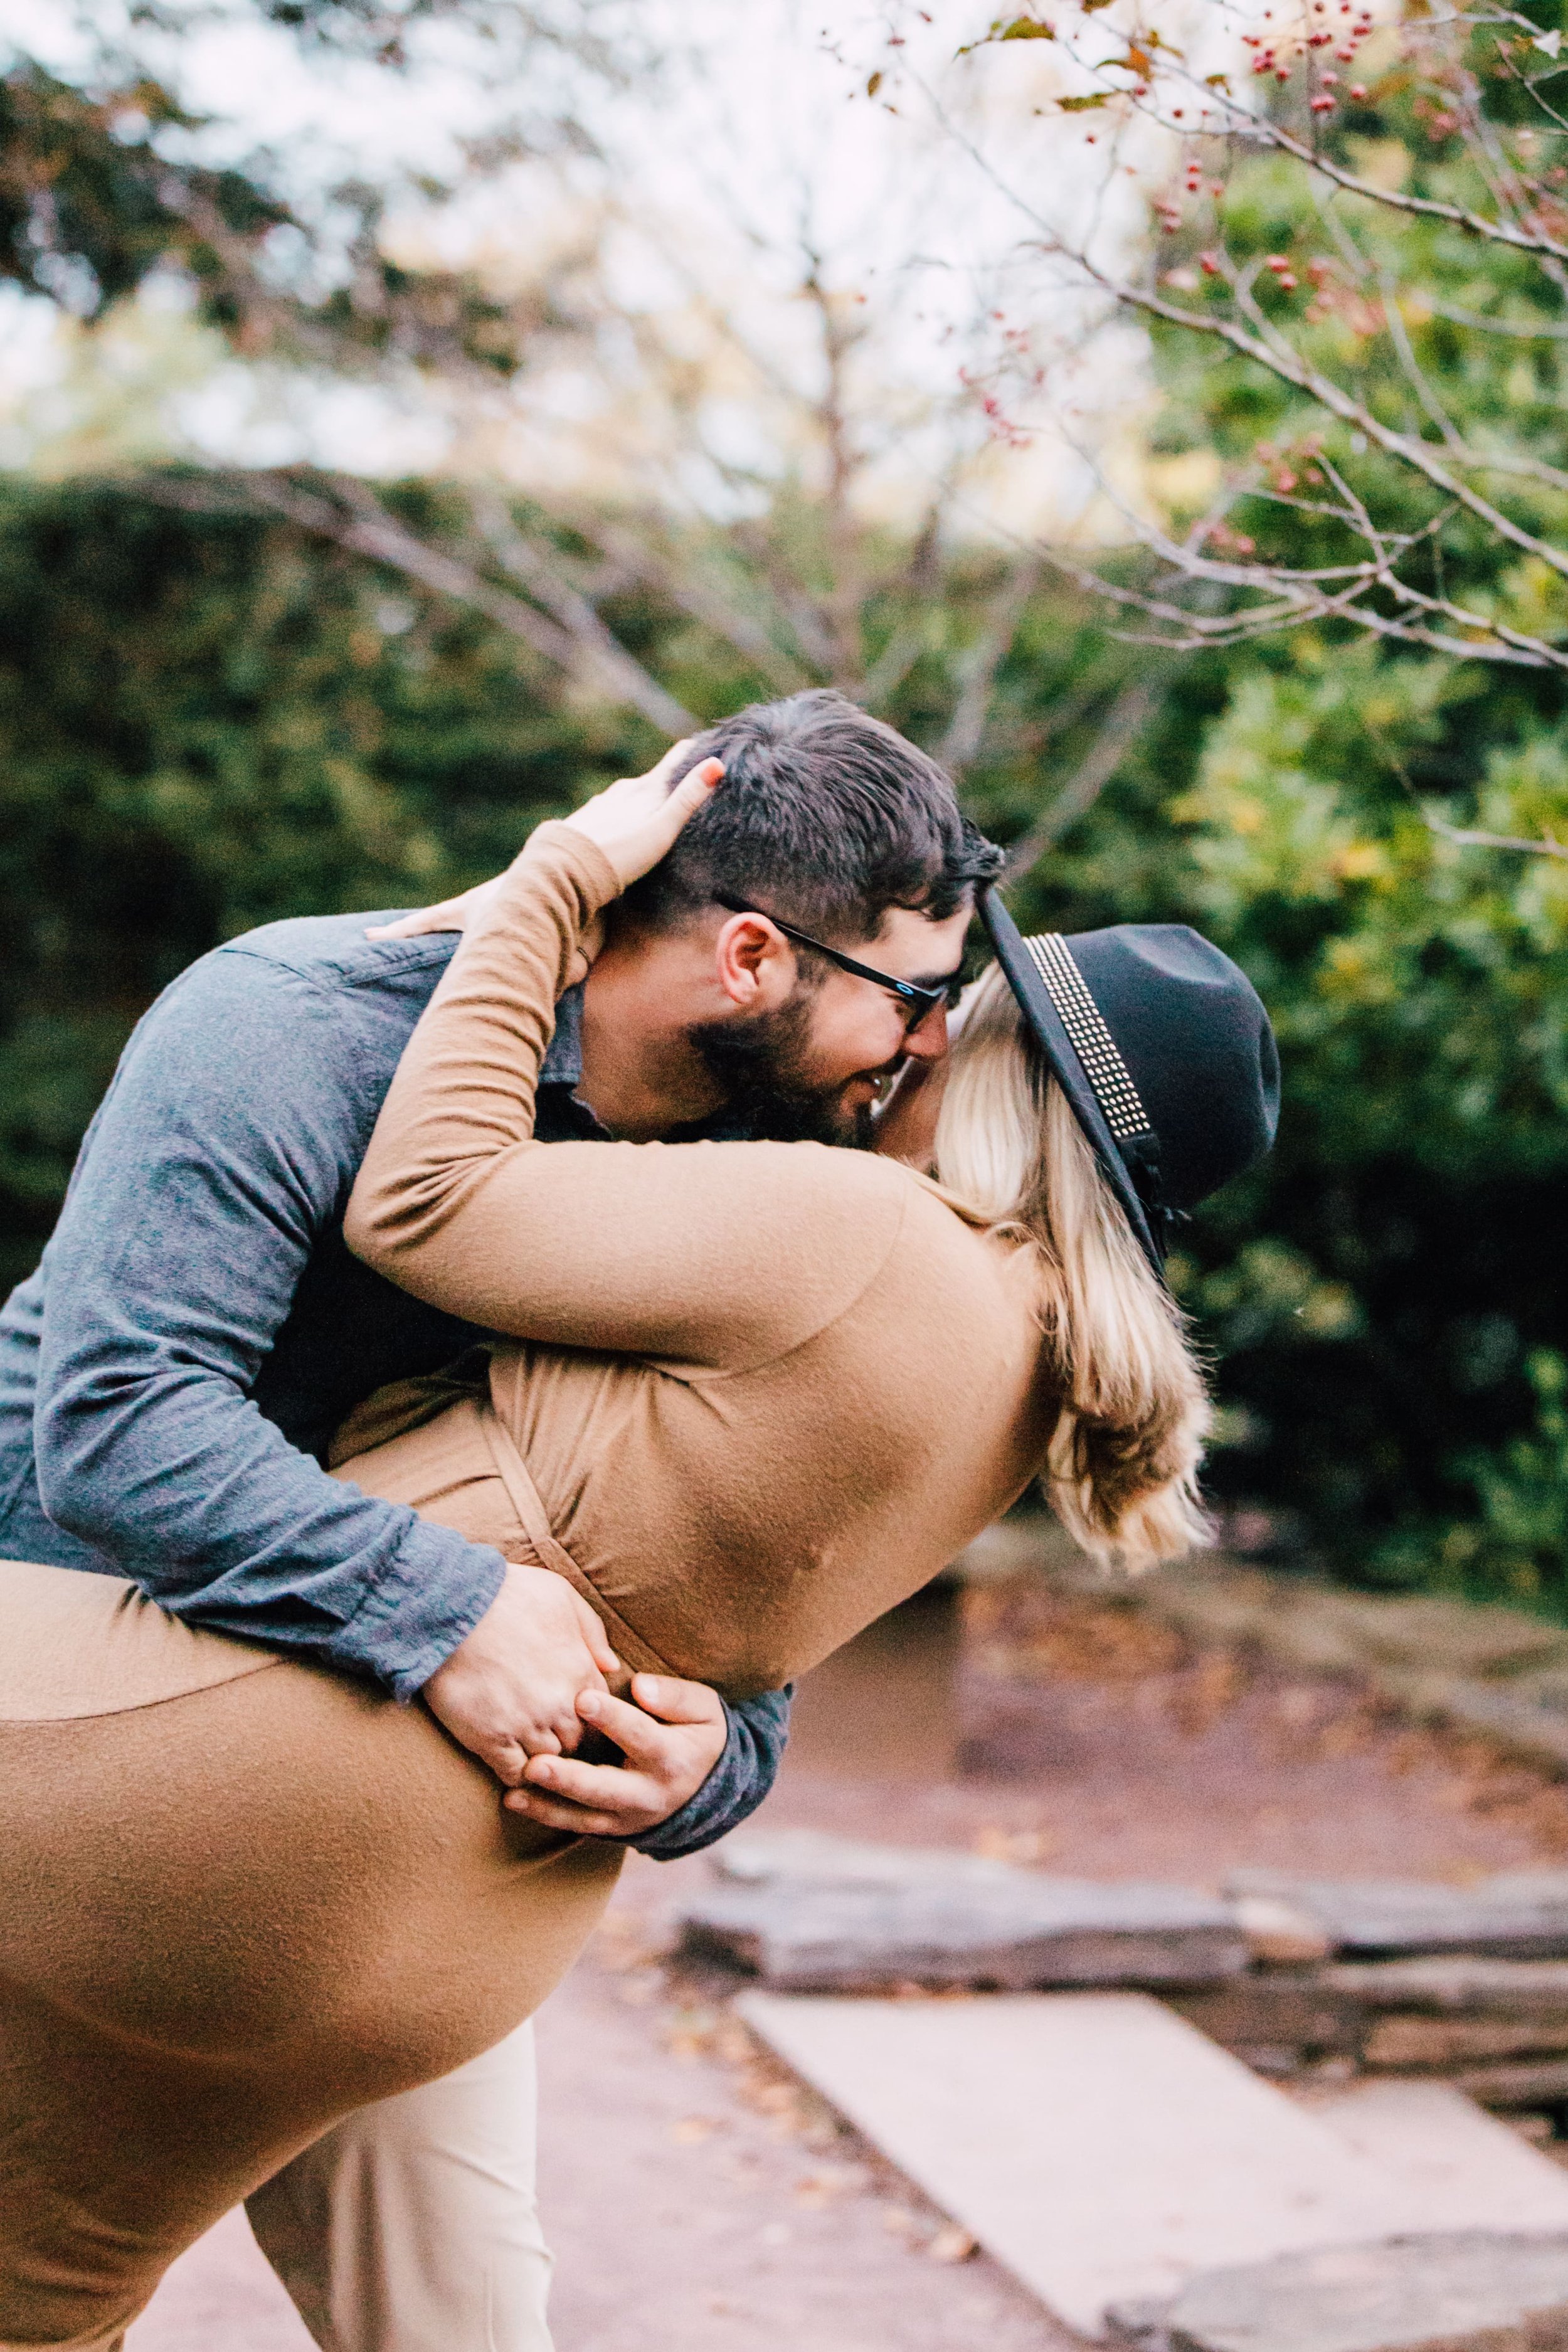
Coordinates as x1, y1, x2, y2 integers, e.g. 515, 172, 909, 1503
1118, 1560, 1568, 1687
1365, 2015, 1568, 2069
1107, 2232, 1568, 2352
1167, 1974, 1364, 2067
736, 1990, 1422, 2335
1325, 1958, 1568, 2018
1234, 1893, 1335, 1966
1229, 1872, 1568, 1960
1446, 2055, 1568, 2110
684, 1874, 1248, 1992
1395, 1678, 1568, 1776
1308, 2080, 1568, 2233
713, 1829, 1021, 1890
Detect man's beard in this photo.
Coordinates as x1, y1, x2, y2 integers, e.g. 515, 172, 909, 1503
687, 993, 882, 1148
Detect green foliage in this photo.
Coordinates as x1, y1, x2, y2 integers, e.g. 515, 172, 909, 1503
0, 17, 598, 378
1462, 1350, 1568, 1605
1376, 1352, 1568, 1610
0, 475, 660, 1290
0, 64, 289, 327
1080, 13, 1568, 1604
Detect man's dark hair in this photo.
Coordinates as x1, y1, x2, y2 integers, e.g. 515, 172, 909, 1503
621, 689, 1004, 944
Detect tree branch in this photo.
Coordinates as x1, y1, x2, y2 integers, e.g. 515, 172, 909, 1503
134, 471, 694, 736
1004, 672, 1167, 880
940, 556, 1044, 776
1424, 814, 1568, 859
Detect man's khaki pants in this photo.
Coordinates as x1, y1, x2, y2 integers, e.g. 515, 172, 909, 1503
245, 2020, 554, 2352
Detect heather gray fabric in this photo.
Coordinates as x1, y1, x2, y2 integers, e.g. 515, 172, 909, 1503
0, 909, 787, 1859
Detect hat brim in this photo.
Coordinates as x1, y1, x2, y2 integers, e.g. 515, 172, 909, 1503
980, 886, 1167, 1283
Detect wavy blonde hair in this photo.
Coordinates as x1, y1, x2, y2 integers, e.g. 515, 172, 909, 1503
931, 965, 1212, 1567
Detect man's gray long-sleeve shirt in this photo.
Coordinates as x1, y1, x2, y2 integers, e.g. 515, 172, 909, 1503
0, 908, 788, 1859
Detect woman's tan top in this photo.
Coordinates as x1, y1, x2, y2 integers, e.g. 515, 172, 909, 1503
337, 821, 1060, 1695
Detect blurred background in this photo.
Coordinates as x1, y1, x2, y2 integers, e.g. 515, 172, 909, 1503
2, 0, 1565, 1614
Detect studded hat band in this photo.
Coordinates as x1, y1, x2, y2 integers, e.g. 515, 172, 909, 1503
1023, 934, 1153, 1145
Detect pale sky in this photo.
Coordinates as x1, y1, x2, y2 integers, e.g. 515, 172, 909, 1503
0, 0, 1253, 540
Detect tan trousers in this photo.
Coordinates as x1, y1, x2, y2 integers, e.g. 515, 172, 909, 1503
245, 2021, 554, 2352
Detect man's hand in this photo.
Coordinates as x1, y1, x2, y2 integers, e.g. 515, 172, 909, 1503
502, 1673, 728, 1837
365, 740, 724, 943
421, 1561, 620, 1787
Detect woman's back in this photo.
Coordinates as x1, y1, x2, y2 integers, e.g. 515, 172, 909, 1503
340, 1143, 1056, 1698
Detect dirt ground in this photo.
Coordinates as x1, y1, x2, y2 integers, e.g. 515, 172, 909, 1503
130, 1565, 1568, 2352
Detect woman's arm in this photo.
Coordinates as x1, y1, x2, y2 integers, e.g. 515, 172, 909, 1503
345, 813, 908, 1375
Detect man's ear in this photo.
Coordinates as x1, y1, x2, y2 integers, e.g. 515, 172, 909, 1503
712, 912, 796, 1010
564, 913, 608, 988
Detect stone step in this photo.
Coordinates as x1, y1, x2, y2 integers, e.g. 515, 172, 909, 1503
714, 1829, 1025, 1890
1104, 2233, 1568, 2352
1306, 2079, 1568, 2232
1229, 1870, 1568, 1960
690, 1835, 1247, 1992
736, 1990, 1422, 2336
685, 1872, 1248, 1993
1325, 1956, 1568, 2016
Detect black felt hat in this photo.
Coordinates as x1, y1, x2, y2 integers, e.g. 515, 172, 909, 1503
980, 888, 1280, 1283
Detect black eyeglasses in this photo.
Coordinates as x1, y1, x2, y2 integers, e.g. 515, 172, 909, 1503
714, 893, 961, 1030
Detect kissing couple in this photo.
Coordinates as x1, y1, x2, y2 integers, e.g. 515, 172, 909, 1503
0, 688, 1278, 2351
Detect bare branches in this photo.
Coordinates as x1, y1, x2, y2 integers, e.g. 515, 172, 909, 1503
135, 470, 696, 736
1207, 113, 1568, 267
1069, 252, 1568, 594
894, 0, 1568, 678
1004, 672, 1168, 879
1424, 814, 1568, 859
467, 496, 696, 734
940, 557, 1045, 775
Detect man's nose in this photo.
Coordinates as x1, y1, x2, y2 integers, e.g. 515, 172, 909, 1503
901, 1003, 950, 1062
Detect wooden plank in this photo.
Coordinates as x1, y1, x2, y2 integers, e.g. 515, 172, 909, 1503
738, 1991, 1420, 2336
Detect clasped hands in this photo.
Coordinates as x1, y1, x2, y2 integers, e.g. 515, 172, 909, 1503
397, 745, 736, 1834
421, 1561, 727, 1837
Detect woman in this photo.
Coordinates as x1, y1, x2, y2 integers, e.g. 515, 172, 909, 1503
0, 756, 1275, 2351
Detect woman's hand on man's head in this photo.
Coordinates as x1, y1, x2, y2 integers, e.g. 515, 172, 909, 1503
503, 1673, 728, 1838
364, 741, 723, 943
561, 740, 724, 893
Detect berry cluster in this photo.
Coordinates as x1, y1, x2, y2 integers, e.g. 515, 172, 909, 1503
1240, 2, 1375, 110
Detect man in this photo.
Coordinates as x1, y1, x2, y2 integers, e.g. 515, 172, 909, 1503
0, 687, 1002, 2351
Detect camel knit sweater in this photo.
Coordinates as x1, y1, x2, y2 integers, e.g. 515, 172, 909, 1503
336, 820, 1059, 1696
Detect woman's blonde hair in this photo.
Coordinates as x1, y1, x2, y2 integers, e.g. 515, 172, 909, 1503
932, 965, 1211, 1567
